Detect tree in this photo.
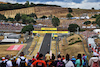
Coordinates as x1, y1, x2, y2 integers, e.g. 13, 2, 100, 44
0, 14, 6, 20
15, 13, 21, 21
66, 13, 73, 19
68, 8, 73, 13
21, 14, 36, 24
30, 18, 36, 24
48, 14, 52, 19
30, 2, 35, 7
40, 15, 47, 19
92, 7, 94, 10
26, 16, 36, 24
96, 15, 100, 26
83, 21, 91, 25
7, 17, 15, 22
21, 14, 28, 24
96, 19, 100, 26
24, 1, 30, 7
29, 13, 37, 19
21, 24, 34, 33
92, 21, 96, 24
52, 16, 60, 27
91, 14, 98, 18
68, 24, 80, 32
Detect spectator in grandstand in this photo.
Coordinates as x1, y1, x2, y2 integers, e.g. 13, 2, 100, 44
63, 54, 74, 67
52, 54, 65, 67
32, 56, 36, 63
71, 56, 76, 65
75, 54, 84, 67
52, 53, 55, 60
62, 55, 65, 60
36, 52, 39, 60
5, 55, 13, 67
89, 55, 99, 67
16, 52, 28, 67
31, 54, 47, 67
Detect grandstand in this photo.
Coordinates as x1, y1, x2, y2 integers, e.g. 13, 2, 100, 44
0, 22, 23, 32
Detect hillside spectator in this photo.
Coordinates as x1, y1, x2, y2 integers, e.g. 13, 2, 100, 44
71, 56, 76, 65
82, 54, 87, 67
62, 56, 65, 60
45, 51, 50, 67
1, 57, 5, 61
89, 55, 99, 67
63, 54, 74, 67
31, 54, 47, 67
0, 57, 6, 67
36, 52, 39, 60
16, 52, 28, 67
28, 60, 32, 67
89, 46, 92, 53
11, 56, 17, 67
0, 57, 2, 64
52, 53, 55, 60
75, 54, 84, 67
5, 55, 13, 67
53, 54, 65, 67
45, 51, 50, 61
32, 56, 36, 63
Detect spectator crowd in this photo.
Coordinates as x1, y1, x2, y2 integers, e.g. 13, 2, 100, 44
0, 51, 99, 67
0, 22, 23, 31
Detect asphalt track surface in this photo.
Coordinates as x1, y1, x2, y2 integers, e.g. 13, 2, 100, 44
39, 33, 51, 59
23, 36, 33, 55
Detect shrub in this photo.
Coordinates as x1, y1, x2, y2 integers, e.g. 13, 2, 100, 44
70, 34, 74, 36
69, 40, 82, 45
70, 38, 74, 40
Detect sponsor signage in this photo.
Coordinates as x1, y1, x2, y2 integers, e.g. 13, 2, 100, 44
33, 31, 68, 33
7, 45, 24, 50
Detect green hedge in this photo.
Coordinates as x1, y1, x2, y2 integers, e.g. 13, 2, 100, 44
69, 40, 82, 45
69, 38, 74, 42
70, 34, 74, 36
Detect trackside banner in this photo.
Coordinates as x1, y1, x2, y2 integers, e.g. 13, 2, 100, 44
7, 45, 24, 50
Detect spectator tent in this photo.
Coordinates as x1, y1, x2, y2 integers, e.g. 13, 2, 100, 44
1, 39, 19, 43
86, 16, 90, 19
4, 33, 14, 36
93, 29, 100, 33
88, 38, 96, 48
7, 34, 21, 39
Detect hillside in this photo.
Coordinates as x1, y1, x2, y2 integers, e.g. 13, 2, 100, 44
35, 6, 68, 18
59, 34, 90, 58
0, 6, 100, 18
72, 8, 100, 17
0, 2, 7, 4
0, 7, 35, 18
